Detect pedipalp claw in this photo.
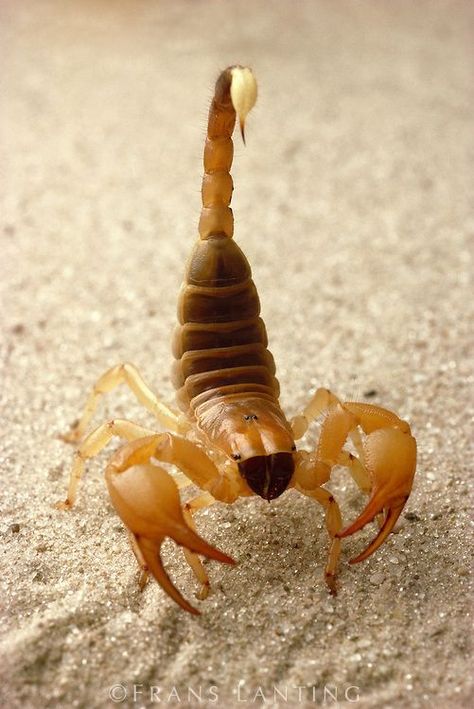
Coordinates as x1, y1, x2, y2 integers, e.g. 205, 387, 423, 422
336, 426, 416, 562
337, 492, 386, 539
137, 537, 201, 615
136, 531, 234, 615
348, 502, 405, 564
168, 519, 235, 566
105, 444, 235, 613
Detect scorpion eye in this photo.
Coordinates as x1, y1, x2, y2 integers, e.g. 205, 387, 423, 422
232, 453, 242, 461
291, 444, 297, 451
244, 414, 258, 421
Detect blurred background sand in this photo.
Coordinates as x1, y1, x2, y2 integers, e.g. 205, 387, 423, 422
1, 1, 473, 707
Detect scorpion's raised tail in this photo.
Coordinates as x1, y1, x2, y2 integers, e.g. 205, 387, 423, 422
198, 66, 257, 241
173, 66, 282, 415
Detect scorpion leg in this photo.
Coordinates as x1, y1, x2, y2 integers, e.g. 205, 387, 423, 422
56, 418, 158, 509
290, 387, 341, 439
61, 362, 186, 443
182, 492, 216, 599
305, 488, 342, 594
337, 449, 371, 495
291, 416, 348, 594
128, 530, 151, 590
293, 480, 343, 594
105, 435, 234, 614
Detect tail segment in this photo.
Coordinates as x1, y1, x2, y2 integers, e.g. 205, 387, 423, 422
198, 66, 257, 241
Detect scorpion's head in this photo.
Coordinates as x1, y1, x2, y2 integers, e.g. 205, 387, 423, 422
196, 398, 296, 501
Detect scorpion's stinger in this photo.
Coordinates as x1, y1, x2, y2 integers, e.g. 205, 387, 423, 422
229, 65, 257, 143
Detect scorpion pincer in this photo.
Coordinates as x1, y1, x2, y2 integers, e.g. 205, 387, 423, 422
57, 66, 417, 614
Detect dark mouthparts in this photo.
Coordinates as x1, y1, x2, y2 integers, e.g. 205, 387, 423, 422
238, 453, 295, 501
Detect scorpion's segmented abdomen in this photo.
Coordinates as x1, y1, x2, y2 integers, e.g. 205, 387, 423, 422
173, 236, 280, 412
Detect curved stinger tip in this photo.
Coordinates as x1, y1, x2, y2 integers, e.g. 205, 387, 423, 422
240, 120, 246, 145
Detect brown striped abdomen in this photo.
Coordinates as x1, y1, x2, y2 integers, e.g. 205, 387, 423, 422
172, 235, 280, 412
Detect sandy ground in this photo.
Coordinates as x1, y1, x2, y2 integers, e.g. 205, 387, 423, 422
1, 1, 473, 707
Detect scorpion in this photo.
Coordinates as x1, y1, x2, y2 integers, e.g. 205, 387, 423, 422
57, 66, 417, 615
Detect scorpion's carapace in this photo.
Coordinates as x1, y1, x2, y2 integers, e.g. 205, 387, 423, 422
57, 66, 417, 614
